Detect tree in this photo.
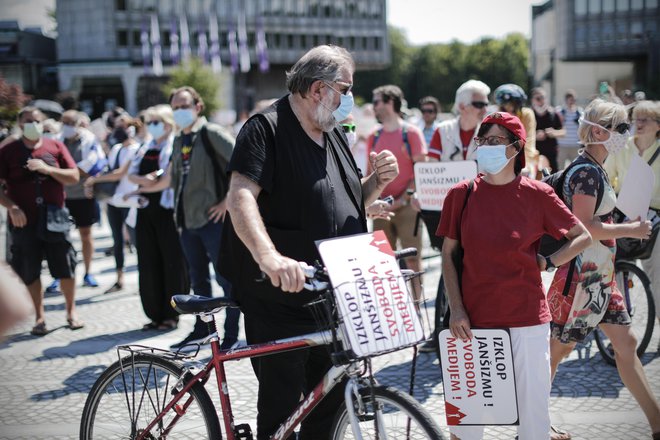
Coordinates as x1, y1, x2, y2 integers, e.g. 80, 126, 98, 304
161, 58, 221, 117
0, 78, 31, 126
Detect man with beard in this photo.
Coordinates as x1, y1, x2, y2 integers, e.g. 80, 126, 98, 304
222, 45, 398, 439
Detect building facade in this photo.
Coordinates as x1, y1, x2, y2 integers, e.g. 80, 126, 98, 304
56, 0, 390, 118
531, 0, 659, 105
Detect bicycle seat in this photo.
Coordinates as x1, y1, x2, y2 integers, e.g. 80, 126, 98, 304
171, 294, 238, 314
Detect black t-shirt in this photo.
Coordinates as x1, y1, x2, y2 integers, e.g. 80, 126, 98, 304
223, 96, 366, 323
534, 109, 563, 150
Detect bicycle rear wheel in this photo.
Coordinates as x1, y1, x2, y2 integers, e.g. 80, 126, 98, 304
331, 385, 445, 439
80, 353, 221, 439
594, 261, 655, 366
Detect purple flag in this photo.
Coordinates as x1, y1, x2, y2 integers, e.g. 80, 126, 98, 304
140, 17, 150, 74
169, 17, 179, 65
228, 20, 239, 73
197, 21, 208, 64
209, 12, 222, 72
237, 9, 250, 73
150, 13, 163, 76
256, 16, 269, 73
180, 14, 191, 64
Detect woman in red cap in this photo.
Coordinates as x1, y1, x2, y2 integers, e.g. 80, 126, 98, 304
548, 99, 660, 440
437, 111, 592, 440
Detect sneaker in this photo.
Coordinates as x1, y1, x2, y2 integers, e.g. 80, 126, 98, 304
220, 338, 238, 350
45, 279, 60, 294
83, 274, 99, 288
418, 340, 437, 354
170, 330, 210, 351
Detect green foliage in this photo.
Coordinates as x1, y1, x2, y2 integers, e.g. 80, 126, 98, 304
0, 78, 31, 126
161, 58, 221, 117
354, 30, 530, 111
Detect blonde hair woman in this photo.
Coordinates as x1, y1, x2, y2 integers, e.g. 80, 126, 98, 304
548, 99, 660, 440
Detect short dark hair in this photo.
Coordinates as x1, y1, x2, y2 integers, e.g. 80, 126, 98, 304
373, 85, 404, 114
419, 96, 440, 113
169, 86, 205, 112
477, 122, 524, 175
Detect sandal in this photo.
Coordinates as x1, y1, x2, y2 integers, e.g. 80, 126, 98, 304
551, 425, 572, 440
142, 321, 159, 330
104, 282, 123, 294
156, 319, 178, 330
67, 317, 85, 330
30, 322, 48, 336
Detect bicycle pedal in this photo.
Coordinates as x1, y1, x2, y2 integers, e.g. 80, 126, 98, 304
234, 423, 253, 439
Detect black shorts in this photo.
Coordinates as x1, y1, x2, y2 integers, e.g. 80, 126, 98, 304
9, 225, 77, 285
65, 198, 99, 227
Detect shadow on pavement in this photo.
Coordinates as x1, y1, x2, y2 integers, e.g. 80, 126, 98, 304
375, 352, 443, 405
30, 364, 109, 401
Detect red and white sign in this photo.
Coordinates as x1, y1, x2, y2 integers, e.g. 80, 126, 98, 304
439, 329, 518, 426
414, 161, 477, 211
317, 231, 426, 358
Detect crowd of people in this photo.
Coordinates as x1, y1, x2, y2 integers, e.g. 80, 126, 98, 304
1, 43, 659, 439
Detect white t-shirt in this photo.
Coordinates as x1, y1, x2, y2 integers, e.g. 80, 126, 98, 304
106, 142, 139, 207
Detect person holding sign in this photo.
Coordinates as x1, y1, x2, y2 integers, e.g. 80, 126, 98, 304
548, 99, 660, 440
438, 112, 591, 440
604, 100, 660, 336
221, 45, 399, 440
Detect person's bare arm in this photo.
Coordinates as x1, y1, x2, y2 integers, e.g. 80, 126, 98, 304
572, 194, 651, 241
361, 150, 399, 207
537, 221, 592, 269
0, 191, 26, 227
442, 237, 472, 340
26, 159, 79, 186
226, 172, 305, 293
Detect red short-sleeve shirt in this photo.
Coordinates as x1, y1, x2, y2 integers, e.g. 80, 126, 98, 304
436, 175, 579, 328
0, 138, 77, 225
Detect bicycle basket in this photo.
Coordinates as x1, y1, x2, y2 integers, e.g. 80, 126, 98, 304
330, 273, 430, 360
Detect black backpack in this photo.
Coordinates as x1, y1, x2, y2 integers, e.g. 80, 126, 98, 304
539, 158, 604, 257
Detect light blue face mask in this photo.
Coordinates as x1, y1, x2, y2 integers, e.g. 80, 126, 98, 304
173, 108, 196, 129
147, 121, 165, 139
332, 92, 354, 122
476, 144, 517, 175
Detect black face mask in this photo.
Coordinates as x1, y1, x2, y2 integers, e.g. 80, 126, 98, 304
113, 127, 129, 143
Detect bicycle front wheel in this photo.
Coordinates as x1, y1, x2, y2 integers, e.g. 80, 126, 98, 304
331, 385, 445, 440
595, 261, 655, 366
80, 353, 221, 439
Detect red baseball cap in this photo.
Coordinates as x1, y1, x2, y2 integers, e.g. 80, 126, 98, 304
481, 111, 527, 168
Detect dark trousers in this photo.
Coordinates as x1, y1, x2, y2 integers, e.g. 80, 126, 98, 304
135, 205, 189, 323
245, 315, 345, 440
106, 204, 135, 271
179, 220, 240, 340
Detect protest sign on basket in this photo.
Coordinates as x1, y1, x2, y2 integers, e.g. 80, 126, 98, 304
439, 329, 519, 426
317, 231, 426, 358
414, 161, 477, 211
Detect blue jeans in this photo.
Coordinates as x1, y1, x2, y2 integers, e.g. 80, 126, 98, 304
179, 220, 240, 340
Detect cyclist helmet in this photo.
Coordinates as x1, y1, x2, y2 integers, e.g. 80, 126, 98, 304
494, 84, 528, 105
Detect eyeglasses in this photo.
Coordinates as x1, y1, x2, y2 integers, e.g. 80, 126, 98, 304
324, 80, 353, 96
342, 123, 356, 133
605, 122, 630, 134
474, 135, 511, 146
421, 108, 437, 114
470, 101, 489, 109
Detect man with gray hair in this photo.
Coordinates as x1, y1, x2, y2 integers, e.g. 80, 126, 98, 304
222, 45, 399, 439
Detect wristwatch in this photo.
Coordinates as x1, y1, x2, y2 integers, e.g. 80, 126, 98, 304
544, 256, 556, 272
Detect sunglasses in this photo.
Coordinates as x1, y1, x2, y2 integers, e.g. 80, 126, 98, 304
471, 101, 489, 109
605, 122, 630, 134
421, 108, 437, 114
342, 123, 356, 133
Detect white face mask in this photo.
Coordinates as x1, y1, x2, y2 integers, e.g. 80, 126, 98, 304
61, 124, 78, 139
476, 144, 518, 175
580, 118, 630, 154
22, 122, 43, 141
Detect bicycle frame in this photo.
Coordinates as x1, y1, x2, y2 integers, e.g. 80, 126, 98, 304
132, 328, 352, 440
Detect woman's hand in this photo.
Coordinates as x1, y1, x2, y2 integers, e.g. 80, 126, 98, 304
449, 307, 473, 341
625, 218, 652, 239
83, 177, 95, 198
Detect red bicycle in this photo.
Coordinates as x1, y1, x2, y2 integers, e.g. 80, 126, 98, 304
79, 250, 445, 439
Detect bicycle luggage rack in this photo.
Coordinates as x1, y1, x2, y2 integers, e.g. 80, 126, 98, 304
116, 344, 200, 362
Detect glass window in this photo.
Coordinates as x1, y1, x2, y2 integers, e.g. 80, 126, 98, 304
116, 0, 127, 11
602, 23, 615, 42
133, 30, 141, 45
589, 26, 600, 43
617, 0, 628, 10
631, 21, 643, 38
603, 0, 615, 12
575, 27, 587, 47
647, 0, 658, 8
616, 21, 627, 40
575, 0, 588, 15
117, 30, 128, 46
589, 0, 601, 13
631, 0, 643, 9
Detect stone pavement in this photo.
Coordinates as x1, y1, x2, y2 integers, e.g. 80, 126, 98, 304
0, 215, 659, 439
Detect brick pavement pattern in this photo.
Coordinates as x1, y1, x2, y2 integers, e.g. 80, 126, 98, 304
0, 214, 659, 439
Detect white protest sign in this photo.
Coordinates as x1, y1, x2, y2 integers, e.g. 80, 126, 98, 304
414, 161, 478, 211
317, 231, 426, 358
616, 153, 656, 221
439, 329, 518, 426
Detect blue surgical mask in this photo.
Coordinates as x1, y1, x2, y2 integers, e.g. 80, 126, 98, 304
147, 121, 165, 139
476, 144, 517, 175
173, 108, 196, 129
333, 92, 354, 122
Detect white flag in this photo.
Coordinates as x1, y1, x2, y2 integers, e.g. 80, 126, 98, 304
150, 13, 163, 76
209, 12, 222, 73
180, 14, 191, 63
237, 9, 250, 73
